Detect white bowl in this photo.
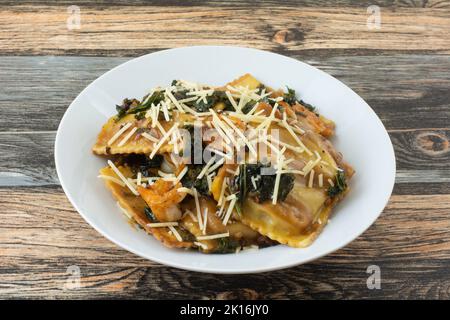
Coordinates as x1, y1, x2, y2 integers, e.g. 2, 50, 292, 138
55, 46, 395, 274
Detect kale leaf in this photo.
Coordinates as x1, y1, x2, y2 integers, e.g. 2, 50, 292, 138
214, 237, 241, 254
283, 87, 316, 112
144, 207, 158, 223
115, 98, 139, 120
231, 162, 295, 205
189, 91, 232, 113
115, 91, 164, 120
327, 171, 347, 198
180, 165, 210, 196
120, 154, 163, 177
283, 87, 298, 105
299, 99, 316, 112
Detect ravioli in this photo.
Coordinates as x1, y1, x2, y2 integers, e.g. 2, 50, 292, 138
93, 74, 353, 254
226, 73, 262, 90
99, 166, 193, 249
93, 114, 175, 155
180, 197, 274, 253
239, 185, 326, 247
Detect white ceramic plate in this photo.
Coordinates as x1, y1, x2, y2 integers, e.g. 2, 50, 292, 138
55, 46, 395, 274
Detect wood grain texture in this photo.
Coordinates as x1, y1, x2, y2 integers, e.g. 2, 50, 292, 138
0, 5, 449, 56
0, 189, 449, 299
1, 55, 449, 132
2, 1, 449, 8
0, 130, 449, 187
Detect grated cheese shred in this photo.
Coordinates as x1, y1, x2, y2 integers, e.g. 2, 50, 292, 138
108, 122, 132, 146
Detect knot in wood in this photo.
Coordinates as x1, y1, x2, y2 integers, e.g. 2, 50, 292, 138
415, 131, 449, 156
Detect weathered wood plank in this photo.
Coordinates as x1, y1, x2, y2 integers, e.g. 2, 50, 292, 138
0, 55, 449, 132
0, 190, 449, 299
2, 1, 449, 9
0, 6, 449, 56
0, 132, 57, 186
0, 129, 448, 187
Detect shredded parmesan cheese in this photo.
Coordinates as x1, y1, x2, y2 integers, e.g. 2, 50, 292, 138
193, 188, 203, 230
218, 177, 228, 206
225, 91, 239, 111
168, 225, 183, 242
251, 176, 258, 190
202, 208, 208, 235
197, 232, 230, 241
272, 146, 286, 204
147, 222, 179, 228
107, 122, 132, 146
177, 187, 195, 195
207, 157, 225, 174
136, 172, 142, 186
222, 197, 237, 225
117, 127, 137, 147
141, 132, 158, 143
174, 166, 189, 184
206, 174, 213, 192
194, 241, 208, 250
281, 117, 311, 155
165, 89, 184, 112
116, 202, 133, 220
308, 169, 315, 188
149, 123, 179, 159
107, 160, 139, 195
197, 156, 216, 179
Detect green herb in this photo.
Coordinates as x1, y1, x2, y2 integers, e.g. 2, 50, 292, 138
283, 87, 316, 112
284, 86, 298, 105
299, 99, 316, 112
193, 98, 214, 113
327, 171, 347, 198
215, 237, 240, 254
188, 91, 232, 113
119, 154, 163, 177
176, 226, 196, 242
241, 100, 257, 114
134, 112, 146, 120
173, 89, 188, 101
115, 98, 138, 120
144, 207, 158, 223
180, 165, 211, 196
231, 162, 295, 205
115, 91, 164, 120
116, 106, 127, 119
129, 91, 165, 114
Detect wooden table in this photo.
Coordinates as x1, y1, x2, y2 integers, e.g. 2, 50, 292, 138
1, 1, 449, 299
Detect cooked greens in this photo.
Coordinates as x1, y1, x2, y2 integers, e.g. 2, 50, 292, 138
214, 237, 241, 253
94, 74, 353, 253
232, 162, 295, 205
283, 87, 316, 112
116, 91, 165, 120
180, 165, 211, 196
144, 207, 158, 222
327, 171, 347, 198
